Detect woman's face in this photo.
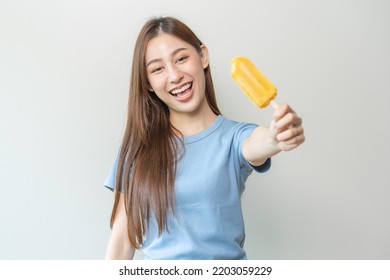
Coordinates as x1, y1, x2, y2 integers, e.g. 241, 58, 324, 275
145, 33, 209, 119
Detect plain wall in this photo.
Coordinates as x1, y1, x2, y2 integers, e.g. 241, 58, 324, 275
1, 0, 389, 259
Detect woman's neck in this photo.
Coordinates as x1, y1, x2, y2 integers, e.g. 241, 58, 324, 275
170, 107, 218, 137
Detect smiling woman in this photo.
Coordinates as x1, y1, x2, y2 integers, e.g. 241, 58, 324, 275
145, 33, 213, 126
103, 16, 304, 260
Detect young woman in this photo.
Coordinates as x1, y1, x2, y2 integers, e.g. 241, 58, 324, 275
104, 16, 304, 260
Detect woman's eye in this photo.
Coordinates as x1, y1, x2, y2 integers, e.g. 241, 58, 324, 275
176, 56, 188, 63
151, 66, 163, 73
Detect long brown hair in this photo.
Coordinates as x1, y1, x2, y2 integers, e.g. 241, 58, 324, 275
110, 16, 221, 249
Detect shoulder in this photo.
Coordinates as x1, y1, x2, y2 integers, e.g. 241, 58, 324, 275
218, 116, 258, 138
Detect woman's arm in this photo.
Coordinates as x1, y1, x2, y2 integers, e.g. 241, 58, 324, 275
242, 103, 305, 166
105, 192, 135, 260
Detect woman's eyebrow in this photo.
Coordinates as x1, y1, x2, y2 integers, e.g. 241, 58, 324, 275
146, 47, 188, 67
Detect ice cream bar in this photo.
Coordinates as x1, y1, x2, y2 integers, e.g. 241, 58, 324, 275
231, 56, 277, 109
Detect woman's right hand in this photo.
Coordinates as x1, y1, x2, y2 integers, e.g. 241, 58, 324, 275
105, 192, 135, 260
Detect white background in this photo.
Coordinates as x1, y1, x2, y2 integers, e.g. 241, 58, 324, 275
1, 0, 389, 259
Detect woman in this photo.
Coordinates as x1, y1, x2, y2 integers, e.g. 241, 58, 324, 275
104, 16, 304, 260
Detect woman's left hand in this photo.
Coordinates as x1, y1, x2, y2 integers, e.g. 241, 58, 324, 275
269, 103, 305, 151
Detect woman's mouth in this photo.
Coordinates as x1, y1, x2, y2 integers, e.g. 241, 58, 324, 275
169, 82, 193, 97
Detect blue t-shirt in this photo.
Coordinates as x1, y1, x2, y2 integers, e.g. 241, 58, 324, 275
104, 115, 271, 259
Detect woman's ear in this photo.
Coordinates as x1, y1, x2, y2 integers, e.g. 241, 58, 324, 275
147, 83, 154, 92
200, 45, 209, 69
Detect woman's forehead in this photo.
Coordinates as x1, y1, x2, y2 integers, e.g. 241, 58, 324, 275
145, 33, 194, 62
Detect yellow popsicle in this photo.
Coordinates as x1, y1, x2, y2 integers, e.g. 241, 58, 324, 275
231, 56, 277, 109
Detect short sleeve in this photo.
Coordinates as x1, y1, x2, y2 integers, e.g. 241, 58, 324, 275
233, 122, 272, 190
104, 156, 118, 191
250, 157, 271, 173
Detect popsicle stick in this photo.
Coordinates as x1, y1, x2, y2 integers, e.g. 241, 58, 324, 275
270, 100, 278, 109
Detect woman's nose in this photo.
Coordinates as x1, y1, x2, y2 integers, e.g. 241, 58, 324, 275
167, 65, 183, 84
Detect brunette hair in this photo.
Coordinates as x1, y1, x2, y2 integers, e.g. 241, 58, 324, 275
110, 16, 221, 249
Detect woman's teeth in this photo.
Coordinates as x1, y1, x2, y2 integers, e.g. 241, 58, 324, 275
170, 83, 192, 96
